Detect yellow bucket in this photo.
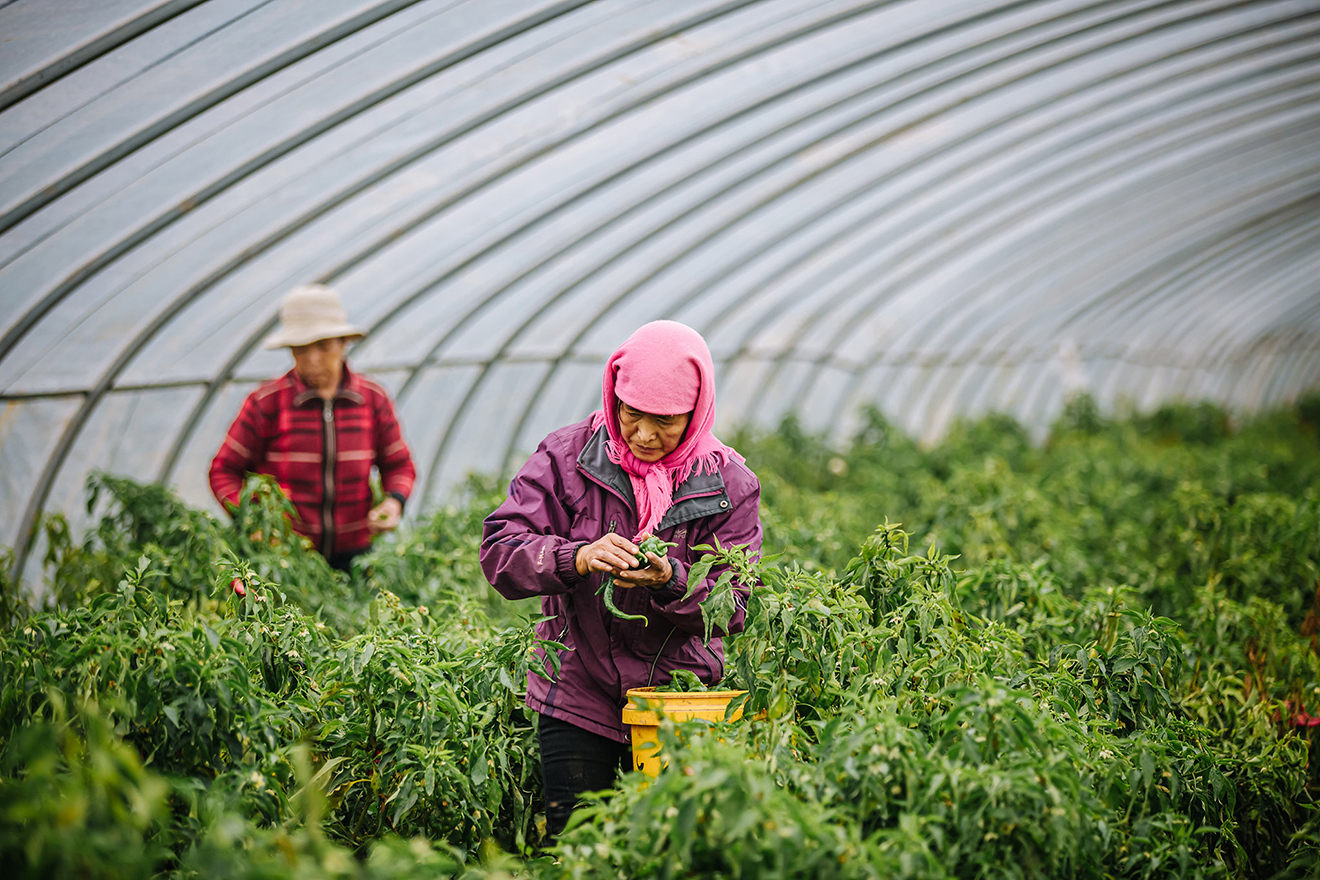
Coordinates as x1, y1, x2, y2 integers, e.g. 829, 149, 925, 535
622, 686, 748, 777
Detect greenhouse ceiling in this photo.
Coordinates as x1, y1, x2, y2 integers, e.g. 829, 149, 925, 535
2, 0, 1319, 576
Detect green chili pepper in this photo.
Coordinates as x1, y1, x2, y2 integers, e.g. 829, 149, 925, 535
597, 535, 678, 625
654, 669, 709, 693
598, 573, 647, 624
635, 535, 677, 565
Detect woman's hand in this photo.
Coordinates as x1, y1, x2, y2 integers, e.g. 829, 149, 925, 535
575, 534, 673, 587
367, 497, 403, 534
614, 547, 673, 588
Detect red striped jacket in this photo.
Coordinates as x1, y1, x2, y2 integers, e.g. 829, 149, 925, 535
208, 365, 416, 557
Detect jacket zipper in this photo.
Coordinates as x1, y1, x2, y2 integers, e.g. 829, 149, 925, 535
605, 520, 619, 632
321, 398, 336, 558
647, 627, 677, 687
702, 641, 724, 681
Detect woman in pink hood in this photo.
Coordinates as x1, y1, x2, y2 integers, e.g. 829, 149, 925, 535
480, 321, 763, 838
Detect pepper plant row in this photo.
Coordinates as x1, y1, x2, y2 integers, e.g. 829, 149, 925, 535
1, 396, 1319, 878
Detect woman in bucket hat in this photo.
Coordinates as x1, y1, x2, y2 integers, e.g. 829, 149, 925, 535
480, 320, 763, 838
209, 284, 416, 571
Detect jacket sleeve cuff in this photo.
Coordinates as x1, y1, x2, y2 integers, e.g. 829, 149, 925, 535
556, 541, 588, 583
387, 490, 408, 510
647, 558, 687, 604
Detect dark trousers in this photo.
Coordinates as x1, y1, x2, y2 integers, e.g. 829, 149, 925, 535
326, 550, 361, 573
538, 714, 630, 839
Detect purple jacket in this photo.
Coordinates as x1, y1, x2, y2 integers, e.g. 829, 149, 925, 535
480, 417, 762, 743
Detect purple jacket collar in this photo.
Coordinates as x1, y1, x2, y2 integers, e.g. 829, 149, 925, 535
576, 426, 730, 531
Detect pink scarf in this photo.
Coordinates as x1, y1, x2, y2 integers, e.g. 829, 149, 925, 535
590, 321, 743, 540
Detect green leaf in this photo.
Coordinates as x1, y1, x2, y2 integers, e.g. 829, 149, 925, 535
684, 556, 717, 599
1139, 751, 1155, 788
698, 571, 739, 644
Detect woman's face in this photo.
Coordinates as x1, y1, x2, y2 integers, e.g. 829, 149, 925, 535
618, 402, 691, 462
291, 336, 347, 393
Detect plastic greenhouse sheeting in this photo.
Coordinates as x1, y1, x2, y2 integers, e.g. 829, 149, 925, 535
2, 0, 1319, 580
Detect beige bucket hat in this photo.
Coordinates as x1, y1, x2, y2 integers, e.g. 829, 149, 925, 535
263, 284, 365, 349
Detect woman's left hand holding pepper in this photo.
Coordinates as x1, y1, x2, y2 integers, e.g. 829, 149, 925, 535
611, 547, 672, 589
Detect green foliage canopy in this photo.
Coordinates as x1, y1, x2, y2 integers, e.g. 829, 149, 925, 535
1, 397, 1319, 878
